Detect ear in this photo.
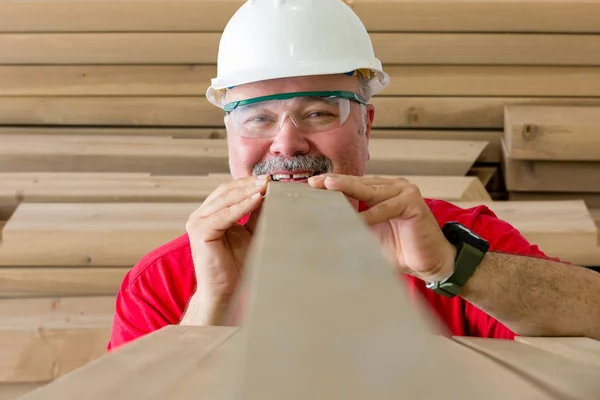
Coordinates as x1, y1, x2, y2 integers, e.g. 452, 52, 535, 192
365, 104, 375, 161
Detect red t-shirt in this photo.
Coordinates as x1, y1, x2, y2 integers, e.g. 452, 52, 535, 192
107, 198, 556, 352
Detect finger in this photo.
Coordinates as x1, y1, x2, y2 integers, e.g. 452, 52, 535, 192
202, 175, 269, 206
360, 186, 423, 225
315, 175, 409, 206
193, 175, 270, 219
189, 191, 265, 242
308, 173, 409, 189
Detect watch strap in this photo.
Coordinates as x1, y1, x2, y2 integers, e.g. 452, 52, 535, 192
426, 242, 485, 298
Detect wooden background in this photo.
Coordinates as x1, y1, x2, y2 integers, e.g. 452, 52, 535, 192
1, 0, 599, 398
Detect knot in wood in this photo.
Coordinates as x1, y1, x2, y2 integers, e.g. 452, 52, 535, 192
521, 124, 538, 141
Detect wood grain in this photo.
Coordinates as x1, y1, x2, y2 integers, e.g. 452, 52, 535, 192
0, 268, 127, 298
508, 192, 600, 209
505, 105, 600, 161
515, 337, 600, 368
455, 337, 600, 400
1, 0, 600, 33
1, 33, 600, 65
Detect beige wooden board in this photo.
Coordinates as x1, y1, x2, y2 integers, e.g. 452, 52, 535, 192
369, 129, 502, 163
515, 337, 600, 368
379, 66, 600, 97
0, 202, 198, 267
0, 172, 491, 203
1, 33, 600, 65
19, 325, 238, 400
0, 127, 227, 139
371, 97, 600, 129
0, 65, 212, 96
3, 65, 600, 98
505, 105, 600, 161
455, 337, 600, 400
501, 140, 600, 193
0, 268, 127, 298
220, 182, 545, 399
365, 139, 487, 176
467, 167, 497, 187
1, 0, 600, 33
0, 135, 231, 176
452, 200, 599, 266
0, 135, 485, 177
0, 127, 500, 162
0, 296, 114, 383
509, 192, 600, 210
4, 97, 600, 129
0, 383, 45, 400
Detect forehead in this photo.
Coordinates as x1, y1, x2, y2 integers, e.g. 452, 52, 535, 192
225, 74, 361, 103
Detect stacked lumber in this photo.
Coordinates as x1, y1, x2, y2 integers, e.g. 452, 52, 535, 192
16, 184, 600, 400
1, 0, 600, 397
504, 105, 600, 209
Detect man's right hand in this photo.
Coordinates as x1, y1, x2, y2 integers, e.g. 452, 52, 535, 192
180, 174, 271, 326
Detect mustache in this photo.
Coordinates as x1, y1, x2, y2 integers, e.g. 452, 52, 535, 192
252, 155, 333, 176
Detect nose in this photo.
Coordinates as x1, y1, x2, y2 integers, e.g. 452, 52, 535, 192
269, 114, 310, 157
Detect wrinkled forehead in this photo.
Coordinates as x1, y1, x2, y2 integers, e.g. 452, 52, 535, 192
224, 74, 361, 103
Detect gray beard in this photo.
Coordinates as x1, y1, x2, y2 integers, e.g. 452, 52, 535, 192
252, 155, 333, 176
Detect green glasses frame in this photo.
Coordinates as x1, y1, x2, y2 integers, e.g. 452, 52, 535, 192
223, 91, 367, 113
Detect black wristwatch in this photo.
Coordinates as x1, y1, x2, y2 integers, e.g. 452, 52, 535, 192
426, 222, 489, 298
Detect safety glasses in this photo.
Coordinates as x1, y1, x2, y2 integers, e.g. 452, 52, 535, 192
223, 91, 366, 139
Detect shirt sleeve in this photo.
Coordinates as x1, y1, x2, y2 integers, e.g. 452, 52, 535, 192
462, 205, 566, 339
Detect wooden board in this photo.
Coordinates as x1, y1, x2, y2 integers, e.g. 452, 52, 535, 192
3, 65, 600, 97
1, 33, 600, 65
0, 135, 486, 177
4, 97, 600, 128
19, 325, 240, 400
1, 0, 600, 33
0, 297, 114, 383
0, 383, 45, 400
515, 337, 600, 368
509, 192, 600, 210
0, 173, 492, 203
452, 200, 599, 266
455, 337, 600, 400
0, 202, 198, 267
0, 268, 127, 298
501, 140, 600, 193
505, 105, 600, 161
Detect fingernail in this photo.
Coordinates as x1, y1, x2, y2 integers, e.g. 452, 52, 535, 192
251, 192, 261, 199
325, 176, 339, 184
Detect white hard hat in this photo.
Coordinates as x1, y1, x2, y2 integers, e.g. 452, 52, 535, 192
206, 0, 390, 108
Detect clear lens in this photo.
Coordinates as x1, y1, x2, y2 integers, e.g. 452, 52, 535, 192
226, 95, 352, 139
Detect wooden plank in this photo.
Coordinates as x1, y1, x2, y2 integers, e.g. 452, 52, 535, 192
509, 192, 600, 210
455, 337, 600, 400
0, 202, 198, 267
515, 337, 600, 368
0, 383, 45, 400
0, 135, 486, 177
222, 182, 547, 399
452, 200, 600, 266
4, 97, 600, 128
0, 173, 491, 203
19, 325, 239, 400
505, 105, 600, 161
0, 296, 114, 382
380, 66, 600, 97
365, 139, 487, 176
371, 97, 600, 129
0, 268, 127, 298
0, 127, 228, 139
467, 167, 497, 187
0, 65, 213, 96
501, 140, 600, 193
0, 135, 231, 176
1, 33, 600, 65
3, 65, 600, 97
1, 0, 600, 33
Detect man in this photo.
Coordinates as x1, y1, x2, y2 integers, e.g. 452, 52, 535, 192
108, 0, 600, 351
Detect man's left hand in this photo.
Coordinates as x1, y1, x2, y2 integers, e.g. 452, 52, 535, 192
307, 174, 456, 283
